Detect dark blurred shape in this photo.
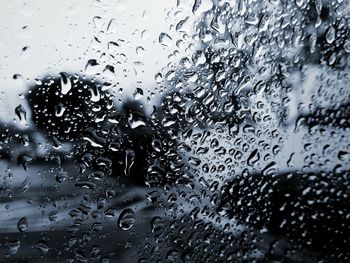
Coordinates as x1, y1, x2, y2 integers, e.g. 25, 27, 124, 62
302, 102, 350, 129
218, 169, 350, 260
25, 74, 184, 187
26, 73, 113, 141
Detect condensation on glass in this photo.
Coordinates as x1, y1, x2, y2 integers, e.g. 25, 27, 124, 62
0, 0, 349, 262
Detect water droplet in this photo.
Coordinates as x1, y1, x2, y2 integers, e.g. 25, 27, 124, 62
176, 17, 189, 31
103, 65, 115, 79
18, 177, 32, 193
309, 33, 317, 53
136, 46, 145, 57
154, 73, 163, 83
151, 216, 164, 232
59, 72, 72, 95
192, 0, 213, 15
108, 41, 120, 53
133, 88, 144, 100
295, 0, 305, 8
93, 16, 103, 29
21, 46, 30, 59
55, 103, 66, 117
124, 149, 135, 175
159, 32, 172, 46
247, 149, 260, 166
85, 59, 100, 75
89, 86, 101, 102
107, 18, 117, 33
141, 29, 150, 40
338, 151, 349, 161
325, 26, 335, 44
12, 74, 23, 80
15, 104, 27, 122
128, 114, 146, 129
55, 170, 68, 183
117, 208, 135, 230
17, 217, 28, 232
5, 240, 20, 254
35, 240, 49, 254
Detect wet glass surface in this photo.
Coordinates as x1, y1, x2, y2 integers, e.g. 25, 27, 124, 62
0, 0, 349, 262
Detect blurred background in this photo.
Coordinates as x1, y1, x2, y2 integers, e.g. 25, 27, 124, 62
0, 0, 349, 262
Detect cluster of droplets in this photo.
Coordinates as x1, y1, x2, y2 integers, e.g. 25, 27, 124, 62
151, 0, 350, 261
1, 0, 350, 262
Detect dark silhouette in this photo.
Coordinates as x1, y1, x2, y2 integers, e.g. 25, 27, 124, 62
25, 74, 184, 187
